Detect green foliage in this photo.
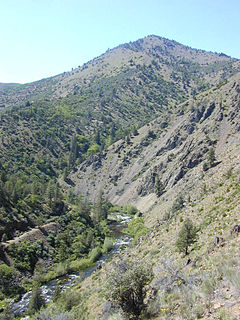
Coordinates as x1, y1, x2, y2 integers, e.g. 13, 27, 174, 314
102, 237, 114, 253
203, 148, 216, 171
172, 194, 184, 213
69, 258, 94, 272
93, 190, 110, 222
7, 240, 46, 273
176, 218, 198, 255
55, 289, 82, 312
87, 144, 101, 157
88, 246, 102, 262
105, 260, 153, 320
125, 205, 138, 216
0, 265, 18, 296
125, 217, 149, 241
27, 287, 46, 315
208, 147, 216, 166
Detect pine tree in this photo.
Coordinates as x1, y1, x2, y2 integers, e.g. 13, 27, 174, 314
208, 147, 216, 167
27, 288, 45, 315
154, 176, 165, 197
176, 218, 198, 255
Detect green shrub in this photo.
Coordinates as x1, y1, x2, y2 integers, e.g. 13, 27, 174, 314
102, 238, 113, 253
0, 265, 22, 296
27, 288, 45, 315
55, 289, 82, 312
176, 218, 198, 255
125, 205, 138, 216
105, 260, 153, 319
6, 240, 45, 273
89, 247, 102, 262
125, 217, 149, 241
69, 258, 94, 272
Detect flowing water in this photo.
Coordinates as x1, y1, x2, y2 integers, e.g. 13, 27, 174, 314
10, 214, 132, 317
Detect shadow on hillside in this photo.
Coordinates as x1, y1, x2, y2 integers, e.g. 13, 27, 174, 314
65, 178, 75, 186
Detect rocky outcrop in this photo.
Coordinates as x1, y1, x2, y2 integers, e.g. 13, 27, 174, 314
69, 74, 240, 209
2, 222, 59, 249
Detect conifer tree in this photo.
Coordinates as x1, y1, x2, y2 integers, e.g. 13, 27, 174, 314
176, 218, 198, 255
154, 176, 165, 197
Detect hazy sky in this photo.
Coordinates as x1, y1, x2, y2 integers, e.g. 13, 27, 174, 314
0, 0, 239, 83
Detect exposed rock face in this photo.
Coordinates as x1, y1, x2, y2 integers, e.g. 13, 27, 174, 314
70, 74, 240, 210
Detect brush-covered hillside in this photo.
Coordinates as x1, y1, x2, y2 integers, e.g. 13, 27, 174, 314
70, 71, 240, 207
63, 71, 240, 320
0, 35, 240, 320
1, 35, 239, 184
1, 35, 239, 241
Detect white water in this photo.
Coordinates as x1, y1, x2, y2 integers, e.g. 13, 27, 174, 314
10, 215, 131, 317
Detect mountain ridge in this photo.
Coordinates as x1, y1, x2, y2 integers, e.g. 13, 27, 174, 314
1, 35, 239, 108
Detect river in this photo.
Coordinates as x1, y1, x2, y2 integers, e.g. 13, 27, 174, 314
10, 214, 132, 317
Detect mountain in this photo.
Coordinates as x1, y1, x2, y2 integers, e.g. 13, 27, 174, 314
1, 36, 240, 109
0, 35, 240, 181
0, 35, 240, 319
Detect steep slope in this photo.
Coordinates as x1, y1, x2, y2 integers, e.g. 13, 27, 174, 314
64, 71, 240, 320
0, 36, 240, 319
71, 71, 240, 211
75, 136, 240, 320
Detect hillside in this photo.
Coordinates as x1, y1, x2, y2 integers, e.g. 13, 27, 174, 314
64, 70, 240, 319
57, 71, 240, 320
1, 35, 240, 109
70, 71, 240, 208
0, 35, 240, 319
1, 35, 240, 182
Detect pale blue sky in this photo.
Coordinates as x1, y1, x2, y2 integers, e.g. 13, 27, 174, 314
0, 0, 239, 83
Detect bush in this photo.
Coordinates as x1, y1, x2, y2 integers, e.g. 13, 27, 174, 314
105, 260, 153, 320
55, 289, 82, 312
125, 217, 149, 241
102, 238, 113, 253
69, 258, 94, 272
125, 205, 138, 216
0, 265, 21, 296
89, 247, 102, 262
33, 311, 73, 320
43, 262, 71, 283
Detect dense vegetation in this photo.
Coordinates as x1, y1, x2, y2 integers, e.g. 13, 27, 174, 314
0, 189, 119, 299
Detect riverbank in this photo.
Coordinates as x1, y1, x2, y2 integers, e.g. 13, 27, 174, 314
9, 212, 132, 317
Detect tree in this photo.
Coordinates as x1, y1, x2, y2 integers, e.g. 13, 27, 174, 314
172, 194, 184, 213
176, 218, 198, 255
105, 260, 153, 320
0, 264, 17, 296
154, 176, 165, 197
208, 147, 216, 167
87, 144, 101, 157
94, 189, 108, 222
27, 287, 45, 315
